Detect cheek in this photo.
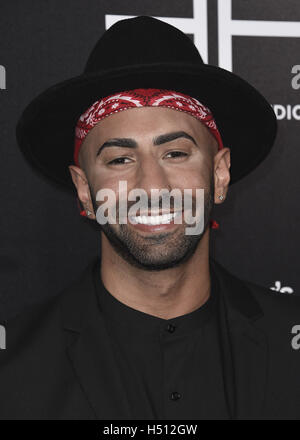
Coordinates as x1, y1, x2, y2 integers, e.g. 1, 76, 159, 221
89, 162, 118, 189
170, 163, 210, 191
93, 178, 128, 212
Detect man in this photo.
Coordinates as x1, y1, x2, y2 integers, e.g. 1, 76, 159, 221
1, 15, 300, 420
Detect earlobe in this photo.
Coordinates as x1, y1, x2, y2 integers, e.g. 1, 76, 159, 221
214, 189, 226, 204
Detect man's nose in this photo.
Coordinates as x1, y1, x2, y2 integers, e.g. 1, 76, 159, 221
136, 156, 171, 193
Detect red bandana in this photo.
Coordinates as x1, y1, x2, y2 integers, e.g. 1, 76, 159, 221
73, 88, 224, 166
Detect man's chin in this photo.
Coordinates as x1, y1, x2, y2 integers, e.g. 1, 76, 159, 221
101, 223, 202, 271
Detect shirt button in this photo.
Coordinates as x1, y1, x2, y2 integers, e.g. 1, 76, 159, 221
166, 323, 176, 333
170, 391, 181, 401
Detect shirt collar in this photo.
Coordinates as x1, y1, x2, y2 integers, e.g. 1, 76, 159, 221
93, 259, 220, 339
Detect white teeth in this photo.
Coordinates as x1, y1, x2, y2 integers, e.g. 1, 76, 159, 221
130, 212, 180, 225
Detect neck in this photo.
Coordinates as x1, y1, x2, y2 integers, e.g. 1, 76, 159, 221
100, 228, 211, 320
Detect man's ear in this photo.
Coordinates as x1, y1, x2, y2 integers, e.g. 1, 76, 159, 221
213, 148, 231, 204
68, 165, 96, 219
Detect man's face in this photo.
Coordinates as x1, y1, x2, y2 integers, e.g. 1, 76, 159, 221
74, 106, 221, 270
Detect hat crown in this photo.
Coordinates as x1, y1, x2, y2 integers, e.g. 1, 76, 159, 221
84, 15, 204, 74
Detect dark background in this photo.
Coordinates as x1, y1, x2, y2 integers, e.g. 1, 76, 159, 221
0, 0, 299, 320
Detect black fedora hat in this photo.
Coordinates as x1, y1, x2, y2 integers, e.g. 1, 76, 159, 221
16, 15, 277, 191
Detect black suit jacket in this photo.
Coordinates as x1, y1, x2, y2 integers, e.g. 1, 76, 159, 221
0, 257, 300, 420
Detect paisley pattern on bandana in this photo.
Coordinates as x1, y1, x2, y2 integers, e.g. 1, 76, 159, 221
73, 88, 224, 165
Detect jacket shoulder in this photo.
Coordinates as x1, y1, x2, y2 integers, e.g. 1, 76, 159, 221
211, 258, 300, 322
0, 257, 97, 353
244, 278, 300, 310
234, 274, 300, 325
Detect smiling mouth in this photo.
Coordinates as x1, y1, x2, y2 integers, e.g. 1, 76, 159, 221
128, 211, 182, 225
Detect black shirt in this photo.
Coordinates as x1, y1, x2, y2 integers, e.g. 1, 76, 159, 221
92, 261, 230, 420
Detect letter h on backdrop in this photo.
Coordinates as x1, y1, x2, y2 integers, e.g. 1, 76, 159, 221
105, 0, 300, 72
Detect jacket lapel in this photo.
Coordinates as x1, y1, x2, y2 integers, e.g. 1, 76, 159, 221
60, 257, 132, 420
211, 258, 268, 420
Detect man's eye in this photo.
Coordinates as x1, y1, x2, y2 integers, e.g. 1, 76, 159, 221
165, 151, 188, 159
107, 157, 131, 165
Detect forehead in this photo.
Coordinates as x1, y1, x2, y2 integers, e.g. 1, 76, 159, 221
86, 106, 205, 142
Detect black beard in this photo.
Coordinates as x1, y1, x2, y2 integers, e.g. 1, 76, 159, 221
88, 178, 214, 271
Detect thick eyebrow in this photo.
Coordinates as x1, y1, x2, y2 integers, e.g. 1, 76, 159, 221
96, 131, 197, 156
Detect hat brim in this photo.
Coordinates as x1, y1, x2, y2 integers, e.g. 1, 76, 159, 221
16, 62, 277, 191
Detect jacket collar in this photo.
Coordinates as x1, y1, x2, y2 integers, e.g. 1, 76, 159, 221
61, 256, 268, 420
